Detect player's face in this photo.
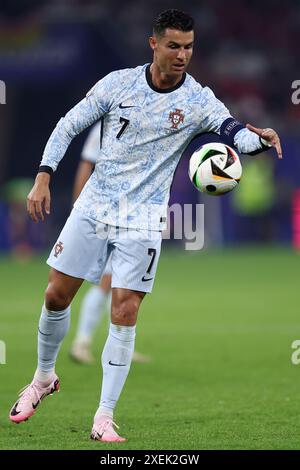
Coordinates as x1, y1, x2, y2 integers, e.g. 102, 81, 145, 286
150, 28, 194, 76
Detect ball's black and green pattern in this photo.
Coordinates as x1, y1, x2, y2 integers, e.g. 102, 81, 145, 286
188, 142, 242, 195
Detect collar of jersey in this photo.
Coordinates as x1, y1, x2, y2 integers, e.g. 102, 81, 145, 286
145, 64, 186, 93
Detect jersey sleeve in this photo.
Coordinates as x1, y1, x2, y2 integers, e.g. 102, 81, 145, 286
198, 86, 266, 154
233, 127, 271, 155
40, 72, 117, 171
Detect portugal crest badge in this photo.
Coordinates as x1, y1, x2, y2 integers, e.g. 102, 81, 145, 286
168, 109, 184, 129
54, 241, 64, 258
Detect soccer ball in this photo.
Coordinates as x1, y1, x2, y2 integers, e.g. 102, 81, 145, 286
188, 142, 242, 195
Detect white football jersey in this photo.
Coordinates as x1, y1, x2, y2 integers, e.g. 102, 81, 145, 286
41, 63, 262, 230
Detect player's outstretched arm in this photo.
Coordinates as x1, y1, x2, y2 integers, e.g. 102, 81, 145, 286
27, 172, 51, 223
246, 123, 282, 159
198, 87, 282, 158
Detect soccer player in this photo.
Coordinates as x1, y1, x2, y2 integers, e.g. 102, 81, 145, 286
70, 122, 150, 365
9, 9, 282, 442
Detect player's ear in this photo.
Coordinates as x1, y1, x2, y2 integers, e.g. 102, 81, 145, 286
149, 36, 157, 51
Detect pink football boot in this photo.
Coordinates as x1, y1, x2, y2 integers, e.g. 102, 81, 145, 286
9, 376, 60, 423
91, 415, 126, 442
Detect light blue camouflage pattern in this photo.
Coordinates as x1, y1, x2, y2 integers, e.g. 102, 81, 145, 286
41, 63, 263, 230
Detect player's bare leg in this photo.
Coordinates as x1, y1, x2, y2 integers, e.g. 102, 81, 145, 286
71, 273, 151, 365
91, 288, 145, 442
9, 268, 83, 423
70, 274, 111, 364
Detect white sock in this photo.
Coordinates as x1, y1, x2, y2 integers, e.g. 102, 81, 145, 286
37, 304, 71, 374
34, 368, 56, 385
95, 408, 113, 420
96, 323, 136, 418
75, 286, 107, 342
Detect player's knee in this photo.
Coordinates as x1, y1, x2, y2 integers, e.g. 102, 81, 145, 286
111, 297, 140, 325
45, 284, 71, 311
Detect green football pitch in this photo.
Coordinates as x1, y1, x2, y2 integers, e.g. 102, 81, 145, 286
1, 247, 300, 450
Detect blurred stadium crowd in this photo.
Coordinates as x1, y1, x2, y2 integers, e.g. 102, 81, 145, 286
0, 0, 299, 254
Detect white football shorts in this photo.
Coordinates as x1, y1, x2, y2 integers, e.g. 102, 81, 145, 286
47, 208, 162, 293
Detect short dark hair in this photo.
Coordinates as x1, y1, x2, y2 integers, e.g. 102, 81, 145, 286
153, 9, 194, 37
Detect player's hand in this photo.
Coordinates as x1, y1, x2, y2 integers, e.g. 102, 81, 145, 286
27, 173, 51, 223
246, 123, 282, 159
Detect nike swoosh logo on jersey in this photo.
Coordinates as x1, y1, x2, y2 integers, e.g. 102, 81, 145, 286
119, 103, 136, 109
141, 276, 154, 282
108, 360, 127, 366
